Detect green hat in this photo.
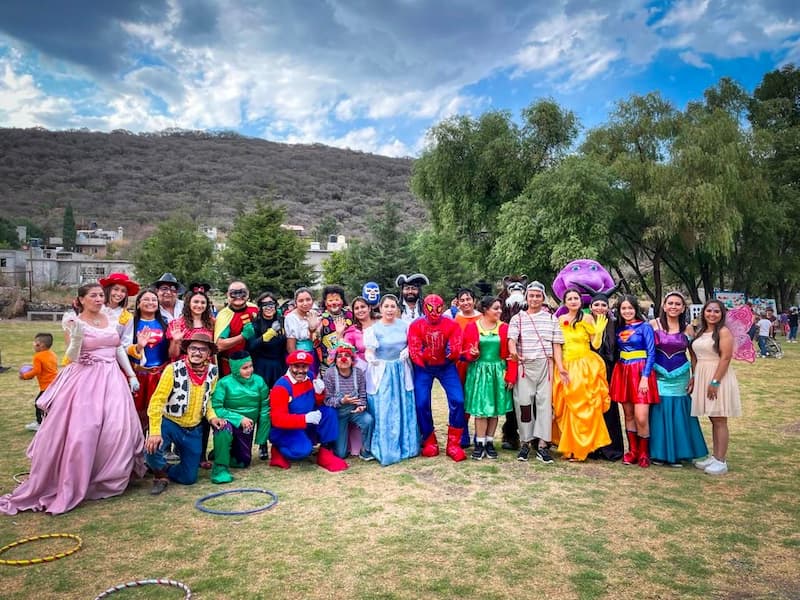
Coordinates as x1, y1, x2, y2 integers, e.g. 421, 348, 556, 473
228, 351, 253, 376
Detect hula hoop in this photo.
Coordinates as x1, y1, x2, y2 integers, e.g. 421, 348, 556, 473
194, 488, 278, 516
94, 578, 192, 599
0, 533, 82, 566
12, 471, 29, 484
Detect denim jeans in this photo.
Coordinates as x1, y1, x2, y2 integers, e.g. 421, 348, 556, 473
335, 405, 374, 458
145, 418, 202, 484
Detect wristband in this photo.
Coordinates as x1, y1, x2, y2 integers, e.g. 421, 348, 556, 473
710, 379, 720, 387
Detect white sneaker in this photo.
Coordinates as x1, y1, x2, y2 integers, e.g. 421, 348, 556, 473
704, 458, 728, 475
24, 421, 40, 432
693, 456, 715, 470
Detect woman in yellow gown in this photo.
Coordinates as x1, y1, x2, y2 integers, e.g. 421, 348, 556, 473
552, 288, 611, 460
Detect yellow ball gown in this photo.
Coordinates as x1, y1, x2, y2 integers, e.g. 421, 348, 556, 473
552, 319, 611, 460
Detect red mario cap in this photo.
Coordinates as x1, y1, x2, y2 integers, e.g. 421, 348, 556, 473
286, 350, 314, 366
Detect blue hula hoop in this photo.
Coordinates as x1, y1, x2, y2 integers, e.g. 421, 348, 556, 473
194, 488, 278, 516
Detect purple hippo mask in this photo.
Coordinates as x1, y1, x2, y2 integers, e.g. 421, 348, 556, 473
552, 259, 616, 306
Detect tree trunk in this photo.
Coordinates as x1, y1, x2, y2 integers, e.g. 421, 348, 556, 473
652, 249, 662, 305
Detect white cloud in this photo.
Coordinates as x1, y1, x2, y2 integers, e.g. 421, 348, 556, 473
2, 1, 800, 155
679, 50, 711, 70
0, 57, 72, 127
658, 0, 710, 28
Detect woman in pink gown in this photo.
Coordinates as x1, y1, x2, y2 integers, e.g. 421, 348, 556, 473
1, 283, 145, 515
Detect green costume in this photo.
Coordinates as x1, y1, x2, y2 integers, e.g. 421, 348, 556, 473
210, 354, 270, 483
464, 321, 513, 418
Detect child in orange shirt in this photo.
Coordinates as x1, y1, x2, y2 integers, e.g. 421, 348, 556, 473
20, 333, 58, 432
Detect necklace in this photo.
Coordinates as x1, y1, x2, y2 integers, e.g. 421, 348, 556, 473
83, 315, 102, 326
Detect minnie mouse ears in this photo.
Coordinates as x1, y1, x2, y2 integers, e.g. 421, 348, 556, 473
395, 273, 429, 288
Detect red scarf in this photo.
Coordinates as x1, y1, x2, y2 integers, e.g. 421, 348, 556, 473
187, 363, 209, 386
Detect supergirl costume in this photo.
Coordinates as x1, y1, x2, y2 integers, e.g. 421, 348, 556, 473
130, 314, 170, 432
609, 321, 659, 405
649, 326, 707, 464
552, 319, 611, 460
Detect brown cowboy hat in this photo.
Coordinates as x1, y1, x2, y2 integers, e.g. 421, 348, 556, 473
180, 331, 218, 355
99, 272, 140, 296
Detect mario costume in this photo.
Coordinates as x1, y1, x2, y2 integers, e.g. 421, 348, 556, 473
268, 350, 348, 472
407, 294, 468, 462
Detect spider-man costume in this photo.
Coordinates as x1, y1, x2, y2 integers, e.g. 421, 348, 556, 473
407, 294, 467, 462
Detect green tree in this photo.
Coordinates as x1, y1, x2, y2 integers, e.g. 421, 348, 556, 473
133, 215, 216, 286
312, 216, 338, 243
490, 156, 621, 282
642, 101, 767, 300
62, 204, 76, 251
581, 92, 681, 302
322, 239, 370, 300
223, 203, 312, 296
0, 218, 20, 248
409, 228, 483, 299
748, 64, 800, 308
322, 200, 413, 297
411, 99, 578, 271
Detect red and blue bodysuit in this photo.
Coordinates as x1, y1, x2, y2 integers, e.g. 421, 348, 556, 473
407, 294, 468, 462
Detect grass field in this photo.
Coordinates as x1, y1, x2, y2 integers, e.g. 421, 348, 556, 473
0, 320, 798, 599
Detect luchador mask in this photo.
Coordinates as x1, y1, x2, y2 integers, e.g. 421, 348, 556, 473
362, 281, 381, 306
422, 294, 445, 323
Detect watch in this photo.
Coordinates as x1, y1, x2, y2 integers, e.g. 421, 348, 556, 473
710, 379, 720, 387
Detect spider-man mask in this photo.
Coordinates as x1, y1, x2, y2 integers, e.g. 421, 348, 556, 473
423, 294, 445, 323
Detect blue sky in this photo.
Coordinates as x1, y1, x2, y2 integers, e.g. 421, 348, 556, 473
0, 0, 797, 157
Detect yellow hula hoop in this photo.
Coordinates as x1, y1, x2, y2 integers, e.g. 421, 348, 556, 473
0, 533, 82, 566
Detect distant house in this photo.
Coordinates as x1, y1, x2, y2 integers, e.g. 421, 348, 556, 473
0, 247, 134, 288
306, 235, 347, 287
75, 226, 124, 257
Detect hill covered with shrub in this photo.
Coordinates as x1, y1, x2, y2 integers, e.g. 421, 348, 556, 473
0, 128, 425, 244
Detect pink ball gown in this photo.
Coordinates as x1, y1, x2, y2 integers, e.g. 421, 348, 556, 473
1, 321, 145, 515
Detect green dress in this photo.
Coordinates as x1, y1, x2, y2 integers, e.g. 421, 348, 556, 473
464, 322, 512, 418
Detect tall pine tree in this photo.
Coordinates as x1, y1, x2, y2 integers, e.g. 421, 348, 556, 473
62, 204, 76, 251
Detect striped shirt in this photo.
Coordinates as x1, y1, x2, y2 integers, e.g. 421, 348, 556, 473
507, 309, 564, 360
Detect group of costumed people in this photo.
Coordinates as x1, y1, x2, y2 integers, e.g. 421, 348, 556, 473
1, 260, 742, 516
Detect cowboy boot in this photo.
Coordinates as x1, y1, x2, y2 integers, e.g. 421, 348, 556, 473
622, 430, 639, 465
637, 436, 651, 468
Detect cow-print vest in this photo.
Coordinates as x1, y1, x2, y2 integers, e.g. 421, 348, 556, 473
166, 359, 218, 418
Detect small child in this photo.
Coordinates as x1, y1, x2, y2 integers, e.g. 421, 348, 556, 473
323, 342, 375, 461
20, 333, 58, 431
209, 351, 270, 484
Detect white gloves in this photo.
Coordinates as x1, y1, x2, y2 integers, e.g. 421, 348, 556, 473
272, 321, 282, 333
399, 348, 409, 361
64, 319, 85, 363
312, 377, 326, 394
114, 345, 139, 394
305, 410, 322, 425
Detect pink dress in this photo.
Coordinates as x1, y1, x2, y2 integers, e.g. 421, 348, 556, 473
1, 322, 145, 515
